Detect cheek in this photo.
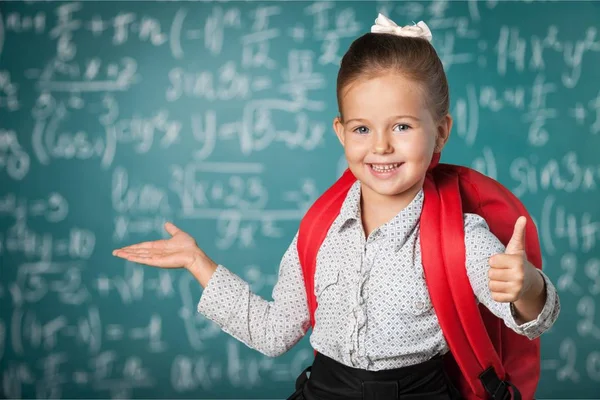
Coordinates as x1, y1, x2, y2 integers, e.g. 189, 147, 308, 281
343, 138, 367, 162
405, 137, 434, 160
345, 148, 361, 164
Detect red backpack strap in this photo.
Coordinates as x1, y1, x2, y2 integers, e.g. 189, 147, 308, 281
297, 169, 356, 328
421, 170, 504, 399
453, 165, 542, 400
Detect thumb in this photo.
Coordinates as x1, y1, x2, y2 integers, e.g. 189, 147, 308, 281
505, 216, 527, 255
164, 221, 181, 237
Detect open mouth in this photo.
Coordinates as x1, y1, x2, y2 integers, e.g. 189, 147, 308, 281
368, 163, 403, 173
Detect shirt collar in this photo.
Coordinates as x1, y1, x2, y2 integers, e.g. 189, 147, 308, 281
337, 181, 424, 252
337, 180, 362, 230
383, 189, 424, 252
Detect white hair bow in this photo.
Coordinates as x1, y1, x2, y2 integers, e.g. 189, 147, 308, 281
370, 13, 433, 42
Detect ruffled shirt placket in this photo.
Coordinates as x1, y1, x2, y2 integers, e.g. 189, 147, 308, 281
343, 185, 423, 369
349, 228, 383, 368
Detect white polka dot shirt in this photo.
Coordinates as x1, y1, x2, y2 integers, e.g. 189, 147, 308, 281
197, 181, 560, 371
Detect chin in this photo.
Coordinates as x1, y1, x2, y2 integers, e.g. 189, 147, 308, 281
362, 178, 413, 197
372, 185, 414, 197
368, 177, 423, 198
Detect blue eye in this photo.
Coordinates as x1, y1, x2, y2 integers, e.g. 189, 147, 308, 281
354, 126, 370, 134
394, 124, 411, 132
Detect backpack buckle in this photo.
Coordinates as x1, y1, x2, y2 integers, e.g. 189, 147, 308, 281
490, 380, 510, 400
479, 366, 518, 400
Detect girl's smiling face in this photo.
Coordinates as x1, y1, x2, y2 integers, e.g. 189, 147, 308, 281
334, 72, 452, 207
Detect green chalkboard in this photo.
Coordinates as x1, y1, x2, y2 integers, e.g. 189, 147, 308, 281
1, 1, 599, 399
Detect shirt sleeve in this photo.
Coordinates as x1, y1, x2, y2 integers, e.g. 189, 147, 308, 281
463, 213, 561, 340
196, 232, 311, 357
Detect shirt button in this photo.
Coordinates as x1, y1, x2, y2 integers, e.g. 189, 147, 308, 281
415, 301, 425, 310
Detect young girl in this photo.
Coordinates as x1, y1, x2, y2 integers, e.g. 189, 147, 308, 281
113, 14, 560, 400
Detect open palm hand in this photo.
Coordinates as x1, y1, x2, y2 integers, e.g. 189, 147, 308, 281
112, 222, 203, 270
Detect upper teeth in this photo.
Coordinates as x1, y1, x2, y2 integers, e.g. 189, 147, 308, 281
371, 163, 400, 171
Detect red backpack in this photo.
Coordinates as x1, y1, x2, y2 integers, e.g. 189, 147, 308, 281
297, 154, 541, 400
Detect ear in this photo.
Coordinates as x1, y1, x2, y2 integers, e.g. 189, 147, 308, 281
434, 114, 453, 153
333, 116, 346, 147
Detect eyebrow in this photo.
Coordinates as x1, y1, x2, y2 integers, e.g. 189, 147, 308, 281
344, 115, 422, 124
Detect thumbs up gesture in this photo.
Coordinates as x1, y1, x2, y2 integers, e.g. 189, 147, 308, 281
488, 216, 541, 303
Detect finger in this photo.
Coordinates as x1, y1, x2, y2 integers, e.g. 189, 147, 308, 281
114, 250, 184, 269
488, 279, 516, 293
505, 216, 527, 255
114, 251, 172, 267
115, 240, 166, 251
114, 251, 154, 262
488, 267, 514, 282
488, 254, 518, 269
164, 222, 181, 236
490, 291, 517, 303
114, 248, 154, 256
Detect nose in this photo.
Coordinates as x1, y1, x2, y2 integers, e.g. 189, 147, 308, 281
371, 132, 393, 155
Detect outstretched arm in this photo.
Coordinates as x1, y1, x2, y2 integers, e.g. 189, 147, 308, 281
113, 223, 310, 357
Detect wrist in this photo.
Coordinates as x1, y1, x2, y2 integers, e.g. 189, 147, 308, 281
512, 267, 546, 324
529, 267, 545, 297
520, 265, 545, 302
188, 251, 218, 288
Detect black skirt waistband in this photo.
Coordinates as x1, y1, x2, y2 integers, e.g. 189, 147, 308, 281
295, 352, 457, 400
314, 352, 445, 381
